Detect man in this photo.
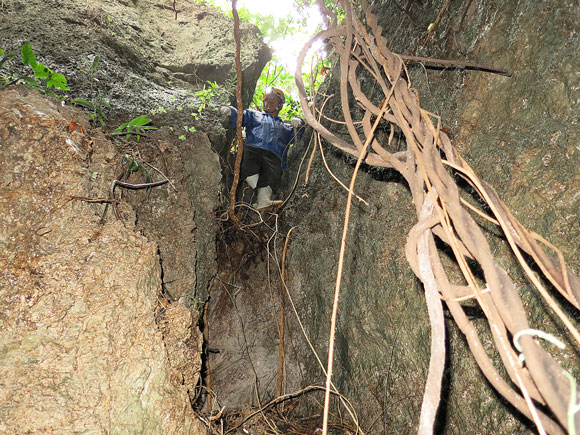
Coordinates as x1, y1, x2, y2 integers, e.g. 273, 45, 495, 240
220, 87, 304, 209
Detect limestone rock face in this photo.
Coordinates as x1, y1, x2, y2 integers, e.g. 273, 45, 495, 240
0, 87, 204, 434
206, 1, 579, 433
279, 1, 580, 432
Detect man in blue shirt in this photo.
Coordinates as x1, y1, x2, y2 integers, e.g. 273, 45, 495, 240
220, 87, 304, 209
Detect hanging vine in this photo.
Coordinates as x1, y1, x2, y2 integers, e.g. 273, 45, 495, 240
295, 1, 580, 433
228, 0, 244, 228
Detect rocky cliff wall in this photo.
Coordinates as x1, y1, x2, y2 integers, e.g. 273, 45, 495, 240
1, 0, 579, 433
0, 87, 205, 433
0, 0, 270, 432
281, 0, 580, 432
0, 0, 270, 110
206, 1, 579, 433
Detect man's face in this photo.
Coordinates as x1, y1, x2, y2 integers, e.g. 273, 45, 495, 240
264, 93, 283, 116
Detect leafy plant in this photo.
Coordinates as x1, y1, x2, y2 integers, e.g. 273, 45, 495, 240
70, 93, 110, 126
251, 59, 315, 120
0, 48, 15, 71
195, 81, 218, 111
70, 55, 110, 125
179, 125, 197, 141
113, 115, 157, 141
322, 0, 346, 24
0, 48, 16, 86
123, 154, 153, 183
174, 80, 231, 141
219, 3, 328, 120
189, 0, 221, 10
19, 42, 69, 98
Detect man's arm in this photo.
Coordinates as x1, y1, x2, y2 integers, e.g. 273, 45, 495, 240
227, 107, 256, 129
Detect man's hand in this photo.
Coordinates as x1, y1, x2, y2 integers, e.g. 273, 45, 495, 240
220, 106, 231, 117
290, 117, 303, 128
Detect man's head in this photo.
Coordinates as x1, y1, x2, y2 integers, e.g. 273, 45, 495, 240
263, 87, 285, 116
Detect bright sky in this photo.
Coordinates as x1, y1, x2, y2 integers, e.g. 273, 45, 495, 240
212, 0, 324, 72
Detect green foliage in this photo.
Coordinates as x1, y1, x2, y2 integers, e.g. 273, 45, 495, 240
189, 0, 216, 7
114, 115, 157, 141
195, 80, 220, 114
322, 0, 346, 24
70, 94, 110, 126
1, 43, 111, 124
0, 42, 69, 98
191, 297, 204, 311
0, 48, 16, 86
123, 154, 152, 183
71, 55, 110, 125
180, 124, 196, 141
222, 3, 328, 120
152, 79, 231, 142
253, 62, 299, 118
20, 42, 69, 97
0, 48, 15, 71
229, 7, 308, 42
251, 54, 330, 120
78, 54, 100, 77
186, 1, 330, 121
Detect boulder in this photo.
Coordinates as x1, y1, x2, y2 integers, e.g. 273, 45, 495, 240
0, 0, 271, 111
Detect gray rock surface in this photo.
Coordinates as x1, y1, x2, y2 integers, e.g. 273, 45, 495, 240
1, 0, 578, 433
0, 0, 263, 430
206, 0, 579, 433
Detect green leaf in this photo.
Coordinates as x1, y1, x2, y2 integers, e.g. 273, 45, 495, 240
143, 167, 153, 183
113, 122, 129, 133
44, 89, 60, 99
21, 42, 37, 68
127, 114, 151, 127
71, 98, 95, 109
0, 50, 15, 70
91, 55, 100, 73
114, 115, 155, 141
95, 107, 107, 125
47, 72, 69, 90
18, 76, 41, 87
127, 159, 140, 174
32, 63, 51, 79
97, 90, 111, 108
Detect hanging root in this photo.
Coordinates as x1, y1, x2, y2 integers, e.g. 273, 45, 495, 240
296, 1, 579, 433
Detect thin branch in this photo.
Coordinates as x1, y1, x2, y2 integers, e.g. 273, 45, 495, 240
400, 54, 512, 77
143, 161, 177, 191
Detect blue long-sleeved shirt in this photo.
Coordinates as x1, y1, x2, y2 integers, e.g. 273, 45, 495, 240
228, 107, 304, 170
